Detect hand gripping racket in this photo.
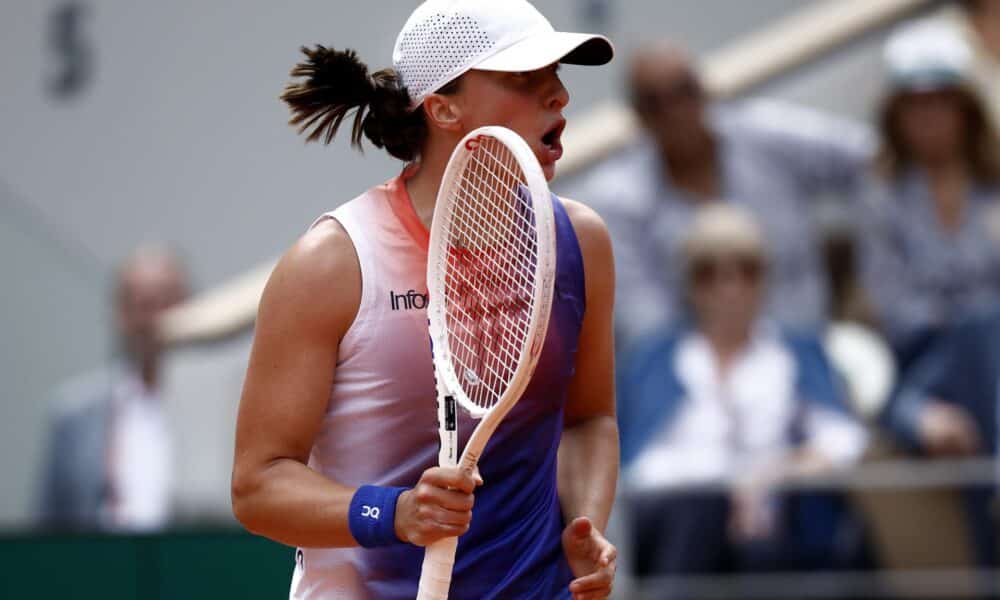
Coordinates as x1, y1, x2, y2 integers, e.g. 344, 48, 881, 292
416, 126, 557, 599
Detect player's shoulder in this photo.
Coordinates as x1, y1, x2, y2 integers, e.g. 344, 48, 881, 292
557, 196, 612, 250
278, 218, 357, 289
260, 218, 361, 330
557, 196, 614, 285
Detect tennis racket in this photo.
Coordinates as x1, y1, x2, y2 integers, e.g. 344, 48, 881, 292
416, 126, 557, 600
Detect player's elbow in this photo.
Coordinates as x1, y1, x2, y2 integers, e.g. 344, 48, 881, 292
231, 464, 265, 533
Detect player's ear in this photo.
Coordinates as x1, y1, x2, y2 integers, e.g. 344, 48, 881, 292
423, 93, 463, 132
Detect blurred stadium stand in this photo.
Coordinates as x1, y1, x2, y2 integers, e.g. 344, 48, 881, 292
8, 1, 1000, 599
5, 0, 926, 529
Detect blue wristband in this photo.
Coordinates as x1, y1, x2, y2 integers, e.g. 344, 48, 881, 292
348, 485, 408, 548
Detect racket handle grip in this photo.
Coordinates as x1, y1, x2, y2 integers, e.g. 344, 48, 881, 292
416, 536, 458, 600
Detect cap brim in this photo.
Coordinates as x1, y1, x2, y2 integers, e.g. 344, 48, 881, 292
474, 31, 613, 72
890, 72, 965, 93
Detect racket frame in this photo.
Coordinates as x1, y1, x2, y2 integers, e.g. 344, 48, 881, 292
418, 126, 557, 600
426, 125, 557, 472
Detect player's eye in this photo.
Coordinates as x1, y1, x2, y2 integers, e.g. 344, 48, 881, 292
501, 71, 535, 89
503, 66, 559, 90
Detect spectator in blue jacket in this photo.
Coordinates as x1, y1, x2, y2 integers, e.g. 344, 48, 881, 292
618, 205, 867, 576
884, 307, 1000, 566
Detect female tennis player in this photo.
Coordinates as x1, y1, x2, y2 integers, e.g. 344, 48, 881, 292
231, 2, 618, 598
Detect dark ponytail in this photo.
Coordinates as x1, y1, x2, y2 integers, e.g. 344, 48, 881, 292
280, 45, 428, 162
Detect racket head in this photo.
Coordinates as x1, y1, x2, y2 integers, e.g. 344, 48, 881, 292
426, 126, 557, 420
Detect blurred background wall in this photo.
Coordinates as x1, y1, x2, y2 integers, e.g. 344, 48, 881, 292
0, 0, 893, 526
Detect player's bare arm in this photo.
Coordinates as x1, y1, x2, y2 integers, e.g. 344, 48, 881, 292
559, 198, 619, 599
231, 219, 358, 547
231, 219, 476, 548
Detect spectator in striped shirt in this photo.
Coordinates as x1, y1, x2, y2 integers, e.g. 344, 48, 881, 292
859, 22, 1000, 368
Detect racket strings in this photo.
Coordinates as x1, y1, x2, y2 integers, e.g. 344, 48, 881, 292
444, 254, 529, 367
447, 223, 534, 323
452, 142, 538, 301
456, 171, 539, 278
461, 150, 540, 252
455, 149, 538, 300
441, 137, 540, 412
456, 159, 535, 244
444, 236, 534, 401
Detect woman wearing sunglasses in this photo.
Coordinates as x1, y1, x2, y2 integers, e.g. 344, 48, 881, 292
616, 204, 867, 576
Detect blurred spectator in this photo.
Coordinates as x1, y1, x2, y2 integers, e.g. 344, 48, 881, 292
860, 22, 1000, 368
884, 307, 1000, 566
617, 205, 867, 576
952, 0, 1000, 129
822, 220, 879, 328
821, 217, 897, 423
558, 40, 872, 347
37, 245, 189, 532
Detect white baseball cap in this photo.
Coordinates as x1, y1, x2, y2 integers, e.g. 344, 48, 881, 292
884, 21, 972, 92
393, 0, 614, 109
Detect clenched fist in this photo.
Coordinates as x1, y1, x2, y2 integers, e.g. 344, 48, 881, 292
394, 466, 483, 546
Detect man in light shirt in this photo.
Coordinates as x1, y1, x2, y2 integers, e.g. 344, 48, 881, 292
38, 245, 188, 531
556, 41, 873, 348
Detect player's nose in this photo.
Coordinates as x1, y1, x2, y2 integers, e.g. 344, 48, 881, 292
545, 73, 569, 112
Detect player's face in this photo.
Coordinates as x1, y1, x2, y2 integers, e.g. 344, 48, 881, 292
453, 65, 570, 181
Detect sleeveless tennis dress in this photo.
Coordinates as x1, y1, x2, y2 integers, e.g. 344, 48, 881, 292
289, 168, 586, 600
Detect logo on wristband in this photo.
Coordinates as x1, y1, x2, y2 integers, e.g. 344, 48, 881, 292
350, 485, 404, 547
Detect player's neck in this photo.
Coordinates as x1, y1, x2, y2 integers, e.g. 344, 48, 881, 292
406, 139, 456, 229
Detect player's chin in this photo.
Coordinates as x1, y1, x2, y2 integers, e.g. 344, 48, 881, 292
541, 161, 557, 181
536, 143, 562, 182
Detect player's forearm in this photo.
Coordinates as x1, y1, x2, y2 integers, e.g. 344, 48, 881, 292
232, 457, 358, 548
557, 415, 619, 532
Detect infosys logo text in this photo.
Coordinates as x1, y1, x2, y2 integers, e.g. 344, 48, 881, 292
390, 289, 429, 311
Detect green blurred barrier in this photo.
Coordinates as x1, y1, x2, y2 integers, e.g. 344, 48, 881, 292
0, 529, 293, 599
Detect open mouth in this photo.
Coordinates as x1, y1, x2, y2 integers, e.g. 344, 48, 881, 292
538, 120, 566, 171
541, 120, 566, 150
